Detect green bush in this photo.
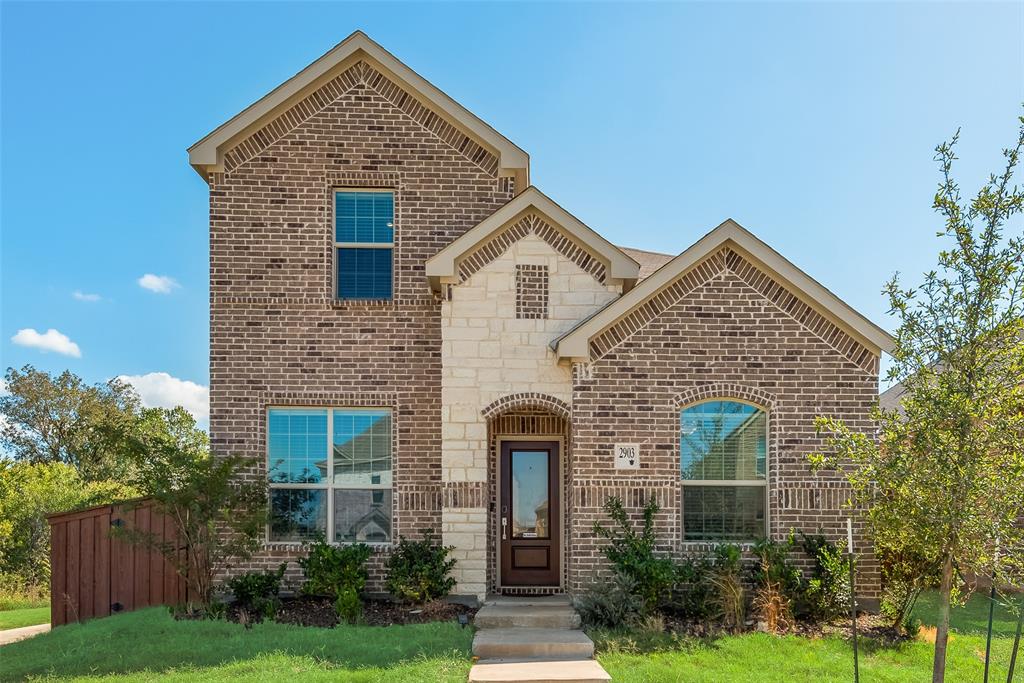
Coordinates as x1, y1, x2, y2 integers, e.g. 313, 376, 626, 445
573, 573, 646, 628
752, 538, 801, 632
877, 544, 940, 631
664, 556, 714, 620
385, 529, 456, 604
709, 543, 746, 631
797, 532, 850, 622
297, 536, 371, 623
593, 496, 675, 611
226, 563, 286, 621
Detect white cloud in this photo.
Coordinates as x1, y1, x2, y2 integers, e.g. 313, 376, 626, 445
72, 290, 101, 302
11, 328, 82, 357
117, 372, 209, 422
137, 274, 179, 294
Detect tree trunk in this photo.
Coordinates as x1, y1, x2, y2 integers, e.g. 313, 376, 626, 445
932, 554, 954, 683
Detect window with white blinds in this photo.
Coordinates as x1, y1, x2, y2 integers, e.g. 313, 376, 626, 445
680, 400, 767, 541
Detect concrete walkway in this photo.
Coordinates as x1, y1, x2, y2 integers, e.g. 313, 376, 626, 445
0, 623, 50, 646
469, 596, 610, 683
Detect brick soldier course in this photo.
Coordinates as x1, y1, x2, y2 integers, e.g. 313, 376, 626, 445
193, 31, 893, 603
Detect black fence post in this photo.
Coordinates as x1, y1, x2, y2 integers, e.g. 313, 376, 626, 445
848, 518, 860, 683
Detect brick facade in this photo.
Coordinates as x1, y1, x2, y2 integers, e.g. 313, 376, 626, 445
204, 37, 885, 603
208, 61, 514, 590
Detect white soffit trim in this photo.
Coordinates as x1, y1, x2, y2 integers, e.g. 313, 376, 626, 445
188, 31, 529, 181
554, 219, 896, 361
424, 186, 640, 292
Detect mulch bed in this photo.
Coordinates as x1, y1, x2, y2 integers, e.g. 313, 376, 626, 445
199, 596, 477, 629
663, 612, 908, 645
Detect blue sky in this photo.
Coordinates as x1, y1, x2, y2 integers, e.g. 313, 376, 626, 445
2, 1, 1022, 424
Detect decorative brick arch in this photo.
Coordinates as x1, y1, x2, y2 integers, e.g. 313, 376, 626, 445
481, 392, 571, 421
672, 382, 777, 411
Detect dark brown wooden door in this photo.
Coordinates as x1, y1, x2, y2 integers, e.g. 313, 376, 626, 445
500, 441, 560, 586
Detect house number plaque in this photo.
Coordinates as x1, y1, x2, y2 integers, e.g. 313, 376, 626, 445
614, 443, 640, 469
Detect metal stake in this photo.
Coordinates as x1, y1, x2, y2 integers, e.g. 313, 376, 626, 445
984, 572, 996, 683
848, 518, 860, 683
1008, 595, 1023, 683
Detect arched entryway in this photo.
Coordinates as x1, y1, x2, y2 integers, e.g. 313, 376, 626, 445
483, 394, 570, 594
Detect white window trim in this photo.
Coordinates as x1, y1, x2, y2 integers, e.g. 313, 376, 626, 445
333, 188, 395, 301
679, 398, 770, 543
267, 406, 393, 546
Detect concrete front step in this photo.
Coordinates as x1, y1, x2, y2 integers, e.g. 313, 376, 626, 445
468, 658, 611, 683
472, 628, 595, 660
475, 603, 581, 630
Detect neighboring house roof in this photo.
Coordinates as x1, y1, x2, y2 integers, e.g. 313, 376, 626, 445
618, 246, 674, 281
553, 219, 897, 362
188, 31, 529, 184
879, 380, 906, 413
425, 186, 641, 293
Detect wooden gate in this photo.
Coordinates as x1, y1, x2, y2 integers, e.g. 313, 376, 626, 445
47, 499, 189, 626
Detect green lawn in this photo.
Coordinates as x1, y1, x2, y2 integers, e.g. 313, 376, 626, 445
0, 607, 474, 682
0, 605, 50, 630
596, 591, 1024, 683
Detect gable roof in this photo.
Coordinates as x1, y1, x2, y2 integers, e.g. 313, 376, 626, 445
188, 31, 529, 183
425, 186, 640, 293
554, 219, 896, 361
618, 246, 674, 280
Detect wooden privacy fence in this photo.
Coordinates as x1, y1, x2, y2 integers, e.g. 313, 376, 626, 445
47, 498, 190, 626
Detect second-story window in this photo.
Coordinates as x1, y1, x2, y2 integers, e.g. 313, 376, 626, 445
335, 190, 394, 300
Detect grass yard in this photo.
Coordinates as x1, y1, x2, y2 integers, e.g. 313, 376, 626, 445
0, 607, 474, 682
596, 591, 1024, 683
0, 605, 50, 630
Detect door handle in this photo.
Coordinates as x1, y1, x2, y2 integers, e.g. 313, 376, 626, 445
501, 516, 507, 540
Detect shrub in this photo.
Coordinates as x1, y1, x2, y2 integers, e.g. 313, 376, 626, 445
709, 543, 746, 631
385, 529, 456, 604
226, 563, 286, 621
592, 496, 675, 611
664, 556, 714, 620
878, 544, 940, 631
752, 538, 800, 633
298, 536, 371, 623
573, 573, 646, 628
797, 532, 851, 622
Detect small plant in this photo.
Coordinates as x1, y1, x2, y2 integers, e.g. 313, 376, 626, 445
385, 529, 457, 604
226, 563, 286, 621
298, 536, 371, 623
752, 537, 800, 633
797, 532, 850, 622
665, 556, 714, 620
592, 496, 675, 611
573, 573, 646, 628
709, 543, 745, 631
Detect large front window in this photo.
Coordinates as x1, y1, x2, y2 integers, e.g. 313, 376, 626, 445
267, 407, 392, 543
680, 400, 767, 541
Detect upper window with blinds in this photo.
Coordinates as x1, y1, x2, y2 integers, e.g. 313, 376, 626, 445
680, 400, 767, 541
335, 190, 394, 300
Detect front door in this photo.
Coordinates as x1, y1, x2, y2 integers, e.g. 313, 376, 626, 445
500, 441, 560, 586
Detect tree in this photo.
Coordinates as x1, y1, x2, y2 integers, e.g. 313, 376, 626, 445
0, 366, 141, 481
115, 407, 266, 610
813, 115, 1024, 682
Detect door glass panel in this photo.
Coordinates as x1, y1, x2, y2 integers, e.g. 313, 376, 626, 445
511, 450, 549, 539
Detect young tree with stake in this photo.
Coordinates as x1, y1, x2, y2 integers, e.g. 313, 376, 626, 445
812, 114, 1024, 683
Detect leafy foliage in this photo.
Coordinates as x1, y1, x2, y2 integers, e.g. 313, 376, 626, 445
113, 407, 266, 610
385, 529, 456, 604
812, 113, 1024, 681
573, 573, 647, 628
665, 556, 714, 620
0, 461, 133, 589
0, 365, 142, 481
752, 538, 800, 632
226, 563, 286, 621
298, 536, 371, 623
592, 496, 675, 611
796, 533, 850, 622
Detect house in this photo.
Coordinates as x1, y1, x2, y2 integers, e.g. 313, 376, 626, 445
191, 31, 894, 603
